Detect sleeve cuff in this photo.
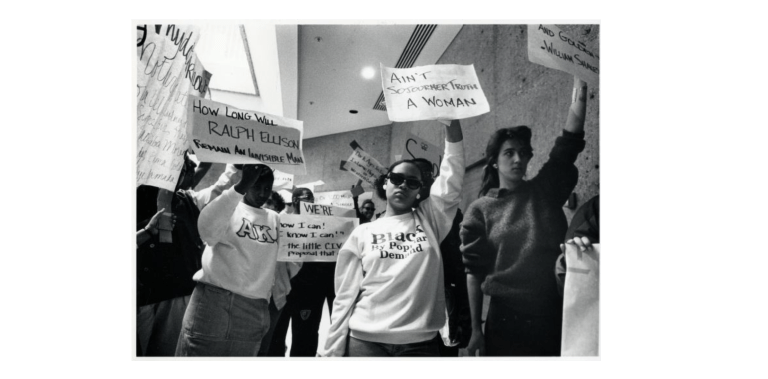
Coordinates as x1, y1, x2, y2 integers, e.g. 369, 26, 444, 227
445, 140, 464, 155
562, 129, 585, 140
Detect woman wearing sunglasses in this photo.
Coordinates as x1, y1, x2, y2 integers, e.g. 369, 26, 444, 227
319, 120, 464, 357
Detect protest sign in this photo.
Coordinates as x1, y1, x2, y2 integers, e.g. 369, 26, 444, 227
402, 131, 442, 178
272, 169, 294, 191
561, 243, 600, 356
188, 95, 306, 175
527, 24, 599, 86
315, 190, 354, 209
277, 214, 359, 262
380, 63, 490, 122
343, 148, 388, 187
300, 201, 356, 218
137, 24, 212, 191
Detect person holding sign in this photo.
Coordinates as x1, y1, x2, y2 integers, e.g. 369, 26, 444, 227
319, 120, 464, 357
175, 165, 279, 357
460, 77, 589, 356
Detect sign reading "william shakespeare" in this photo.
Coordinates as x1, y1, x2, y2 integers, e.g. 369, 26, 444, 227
527, 24, 599, 85
188, 95, 306, 175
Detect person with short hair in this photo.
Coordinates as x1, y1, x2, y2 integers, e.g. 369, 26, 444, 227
175, 164, 279, 356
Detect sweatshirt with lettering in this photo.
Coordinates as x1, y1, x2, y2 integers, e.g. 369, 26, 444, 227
320, 141, 464, 356
194, 187, 280, 300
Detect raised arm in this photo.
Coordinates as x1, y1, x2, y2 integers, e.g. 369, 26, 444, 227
197, 165, 265, 244
564, 77, 587, 134
422, 119, 464, 242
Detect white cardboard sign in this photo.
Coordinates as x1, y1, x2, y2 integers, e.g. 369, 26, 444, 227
527, 24, 599, 85
380, 63, 490, 122
188, 95, 306, 175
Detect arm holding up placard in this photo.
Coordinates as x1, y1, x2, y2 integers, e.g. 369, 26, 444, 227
198, 165, 267, 245
565, 78, 587, 134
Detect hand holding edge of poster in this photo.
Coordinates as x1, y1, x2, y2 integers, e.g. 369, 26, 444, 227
527, 24, 599, 86
380, 63, 491, 123
277, 213, 359, 262
187, 95, 307, 175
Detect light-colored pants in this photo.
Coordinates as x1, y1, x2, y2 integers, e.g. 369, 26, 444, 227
175, 282, 270, 357
137, 296, 190, 356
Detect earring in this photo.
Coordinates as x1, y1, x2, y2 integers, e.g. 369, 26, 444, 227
383, 183, 387, 190
493, 164, 498, 168
416, 194, 421, 199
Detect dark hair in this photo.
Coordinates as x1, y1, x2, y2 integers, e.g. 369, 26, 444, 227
254, 164, 275, 185
265, 191, 286, 212
479, 126, 533, 197
361, 199, 375, 209
374, 159, 425, 207
292, 187, 314, 202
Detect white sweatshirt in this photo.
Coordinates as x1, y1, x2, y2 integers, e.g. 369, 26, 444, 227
321, 141, 464, 356
193, 187, 280, 300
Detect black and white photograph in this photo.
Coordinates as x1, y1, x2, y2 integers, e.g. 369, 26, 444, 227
135, 22, 600, 358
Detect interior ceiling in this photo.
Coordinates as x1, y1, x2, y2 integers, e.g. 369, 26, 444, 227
297, 24, 462, 139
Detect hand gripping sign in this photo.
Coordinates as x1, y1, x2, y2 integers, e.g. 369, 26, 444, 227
380, 63, 490, 122
187, 95, 306, 175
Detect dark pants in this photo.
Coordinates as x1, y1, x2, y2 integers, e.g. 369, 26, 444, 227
257, 300, 282, 356
485, 297, 562, 356
267, 262, 336, 357
348, 335, 440, 357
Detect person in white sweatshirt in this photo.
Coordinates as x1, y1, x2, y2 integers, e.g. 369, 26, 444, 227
319, 120, 464, 357
175, 164, 280, 357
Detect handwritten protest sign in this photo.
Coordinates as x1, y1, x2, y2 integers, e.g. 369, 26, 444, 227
137, 24, 212, 191
561, 243, 600, 356
402, 131, 442, 178
277, 214, 359, 262
380, 63, 490, 122
343, 148, 388, 187
315, 190, 355, 209
272, 169, 294, 191
188, 95, 306, 175
527, 24, 599, 86
300, 201, 356, 218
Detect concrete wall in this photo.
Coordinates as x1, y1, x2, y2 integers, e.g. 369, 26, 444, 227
390, 24, 601, 222
197, 24, 599, 222
293, 123, 392, 214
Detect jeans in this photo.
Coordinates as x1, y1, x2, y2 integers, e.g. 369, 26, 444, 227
175, 282, 270, 357
347, 335, 440, 357
484, 297, 562, 356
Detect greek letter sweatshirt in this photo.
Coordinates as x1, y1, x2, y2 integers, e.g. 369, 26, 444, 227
193, 187, 280, 300
321, 140, 464, 356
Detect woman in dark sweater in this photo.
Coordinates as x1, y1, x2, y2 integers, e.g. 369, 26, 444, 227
460, 77, 589, 356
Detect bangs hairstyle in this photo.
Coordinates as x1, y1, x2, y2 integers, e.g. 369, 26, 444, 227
478, 126, 533, 197
374, 159, 425, 206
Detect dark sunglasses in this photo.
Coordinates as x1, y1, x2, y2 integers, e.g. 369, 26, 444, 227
387, 173, 423, 190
